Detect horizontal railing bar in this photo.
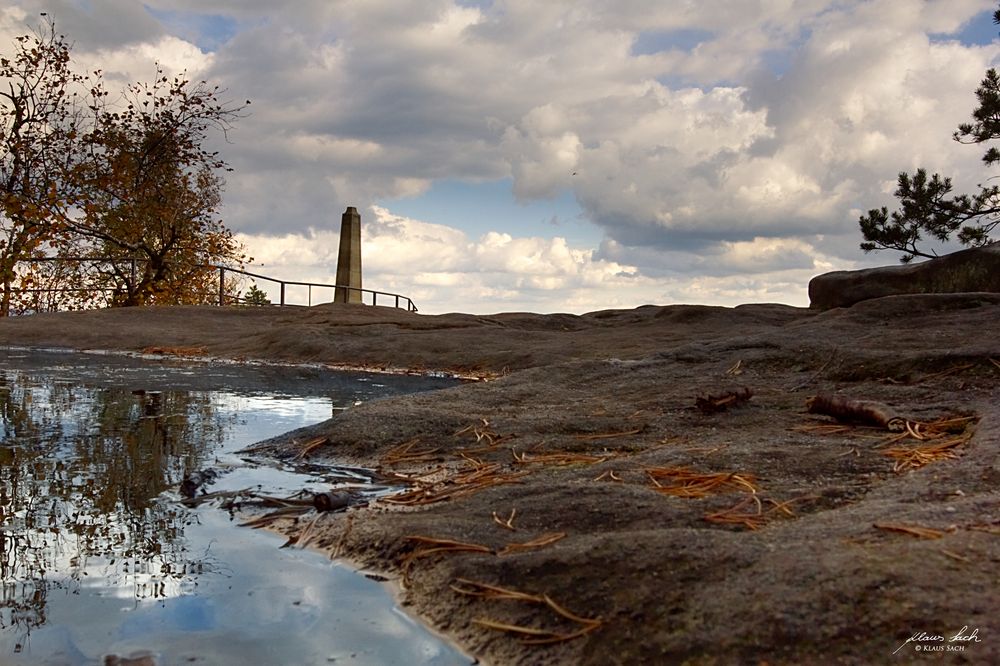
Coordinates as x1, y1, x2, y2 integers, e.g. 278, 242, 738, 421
218, 266, 413, 303
14, 287, 114, 293
11, 258, 417, 312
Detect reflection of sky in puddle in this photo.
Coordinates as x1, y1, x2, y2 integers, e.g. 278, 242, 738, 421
0, 351, 469, 666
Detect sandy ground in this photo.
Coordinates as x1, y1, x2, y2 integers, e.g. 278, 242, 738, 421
1, 296, 998, 665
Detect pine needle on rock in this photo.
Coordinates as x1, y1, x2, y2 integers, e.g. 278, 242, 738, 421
874, 522, 950, 539
498, 532, 566, 555
451, 578, 602, 644
646, 466, 758, 497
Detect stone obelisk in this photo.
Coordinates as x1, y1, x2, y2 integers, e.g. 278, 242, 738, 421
334, 206, 362, 303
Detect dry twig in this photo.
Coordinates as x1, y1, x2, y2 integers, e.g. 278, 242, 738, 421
695, 387, 753, 414
805, 394, 905, 431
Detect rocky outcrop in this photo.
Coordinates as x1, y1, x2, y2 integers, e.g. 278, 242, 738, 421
809, 242, 1000, 309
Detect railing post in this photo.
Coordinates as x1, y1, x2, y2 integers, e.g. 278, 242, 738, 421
372, 291, 377, 306
218, 267, 225, 306
280, 282, 286, 306
308, 285, 312, 307
395, 295, 399, 308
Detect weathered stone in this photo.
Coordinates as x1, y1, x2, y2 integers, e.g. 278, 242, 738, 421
334, 206, 362, 304
809, 241, 1000, 309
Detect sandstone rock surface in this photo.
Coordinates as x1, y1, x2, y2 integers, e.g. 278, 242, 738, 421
1, 297, 998, 665
809, 242, 1000, 309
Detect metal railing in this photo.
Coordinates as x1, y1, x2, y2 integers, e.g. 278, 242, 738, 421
215, 266, 418, 312
11, 257, 418, 313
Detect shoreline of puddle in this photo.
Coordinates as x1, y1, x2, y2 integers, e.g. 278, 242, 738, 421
0, 344, 493, 382
0, 349, 474, 665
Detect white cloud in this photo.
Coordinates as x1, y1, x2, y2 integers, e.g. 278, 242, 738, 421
237, 206, 645, 313
4, 0, 1000, 313
75, 35, 211, 82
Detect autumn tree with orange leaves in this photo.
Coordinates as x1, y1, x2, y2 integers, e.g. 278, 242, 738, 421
69, 68, 250, 306
0, 19, 83, 315
0, 17, 249, 313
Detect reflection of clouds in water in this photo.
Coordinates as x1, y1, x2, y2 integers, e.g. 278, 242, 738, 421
212, 393, 333, 433
0, 358, 469, 665
1, 378, 241, 643
118, 595, 217, 636
48, 513, 466, 664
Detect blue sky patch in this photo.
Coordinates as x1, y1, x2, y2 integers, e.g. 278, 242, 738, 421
456, 0, 494, 10
631, 29, 714, 56
144, 6, 239, 52
380, 179, 601, 247
931, 9, 998, 46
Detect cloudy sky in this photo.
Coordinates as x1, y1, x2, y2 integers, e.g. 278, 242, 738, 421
3, 1, 999, 313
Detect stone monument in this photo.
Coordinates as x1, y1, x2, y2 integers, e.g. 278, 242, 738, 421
334, 206, 362, 303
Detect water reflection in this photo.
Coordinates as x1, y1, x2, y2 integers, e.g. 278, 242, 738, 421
0, 374, 233, 650
0, 355, 469, 665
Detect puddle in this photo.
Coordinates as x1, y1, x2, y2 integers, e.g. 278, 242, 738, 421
0, 350, 470, 665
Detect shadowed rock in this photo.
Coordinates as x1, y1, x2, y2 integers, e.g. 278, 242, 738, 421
809, 242, 1000, 310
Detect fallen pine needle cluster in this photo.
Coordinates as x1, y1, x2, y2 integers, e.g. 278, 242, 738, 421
796, 404, 978, 473
451, 578, 602, 645
380, 437, 443, 466
703, 495, 812, 531
381, 461, 529, 507
512, 449, 616, 466
879, 416, 978, 472
402, 530, 568, 582
646, 466, 758, 498
453, 419, 509, 448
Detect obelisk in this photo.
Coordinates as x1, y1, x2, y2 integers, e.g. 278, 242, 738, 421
334, 206, 362, 303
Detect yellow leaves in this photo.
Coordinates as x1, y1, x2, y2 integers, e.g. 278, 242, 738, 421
1, 21, 245, 314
